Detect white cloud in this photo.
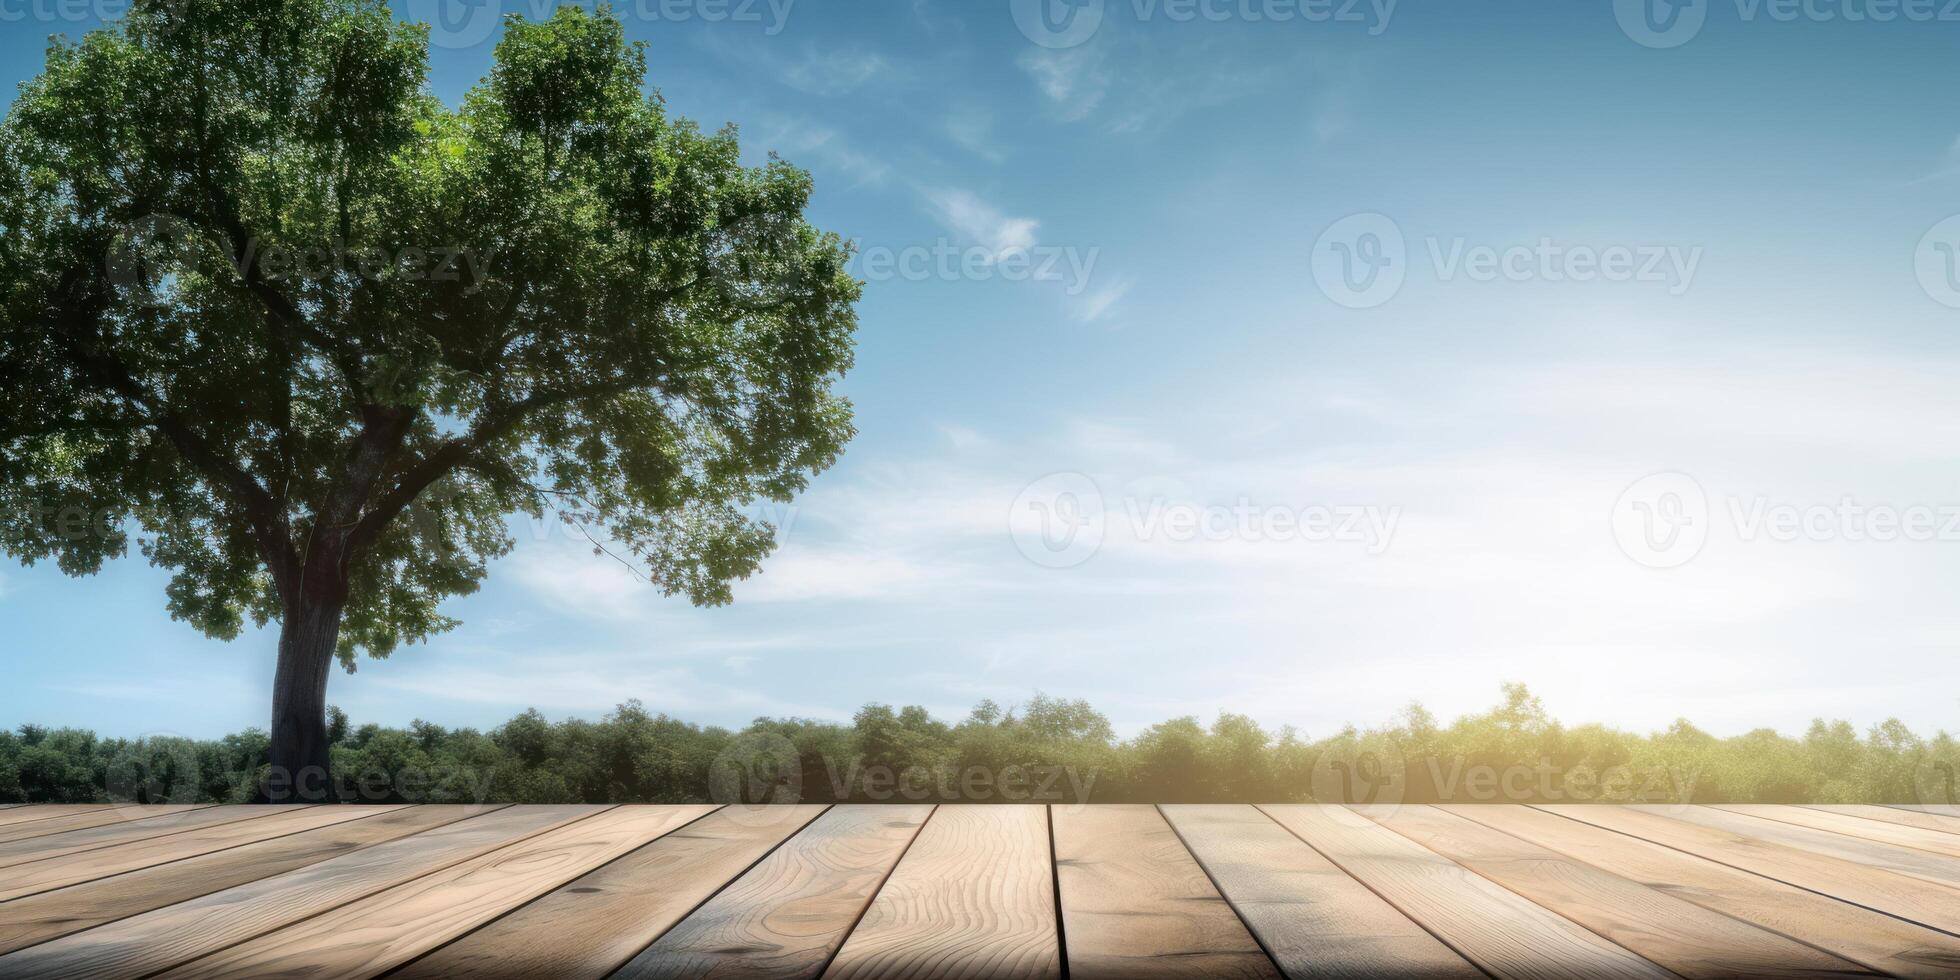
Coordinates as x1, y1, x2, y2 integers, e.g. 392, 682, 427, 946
479, 347, 1960, 738
779, 49, 892, 96
921, 188, 1039, 261
1018, 47, 1110, 122
944, 107, 1004, 163
756, 115, 890, 186
505, 542, 656, 623
1068, 274, 1132, 323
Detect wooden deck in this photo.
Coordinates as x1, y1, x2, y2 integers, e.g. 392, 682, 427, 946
0, 804, 1956, 978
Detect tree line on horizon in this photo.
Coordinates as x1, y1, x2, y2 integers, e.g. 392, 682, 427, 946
1, 685, 1953, 806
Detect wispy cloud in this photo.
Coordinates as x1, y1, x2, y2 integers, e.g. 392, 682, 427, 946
944, 107, 1004, 163
755, 115, 891, 186
697, 34, 896, 98
1069, 274, 1133, 323
1018, 46, 1110, 122
921, 187, 1039, 260
779, 48, 893, 96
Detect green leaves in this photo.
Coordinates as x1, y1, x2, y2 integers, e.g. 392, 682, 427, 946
0, 0, 858, 660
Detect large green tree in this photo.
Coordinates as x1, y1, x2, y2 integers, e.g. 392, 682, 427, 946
0, 0, 858, 800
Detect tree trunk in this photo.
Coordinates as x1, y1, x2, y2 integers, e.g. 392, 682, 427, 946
266, 596, 344, 803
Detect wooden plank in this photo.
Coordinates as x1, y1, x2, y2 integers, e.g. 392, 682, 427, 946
615, 804, 933, 980
0, 805, 503, 956
1801, 804, 1960, 836
0, 804, 406, 901
1448, 805, 1960, 980
0, 805, 280, 866
1539, 804, 1960, 934
0, 804, 212, 844
1049, 805, 1278, 980
0, 804, 605, 980
0, 805, 105, 829
1259, 804, 1674, 980
1643, 805, 1960, 889
1721, 804, 1960, 856
1161, 804, 1480, 980
1364, 805, 1872, 979
822, 805, 1061, 980
1890, 804, 1960, 818
393, 804, 810, 980
157, 805, 713, 980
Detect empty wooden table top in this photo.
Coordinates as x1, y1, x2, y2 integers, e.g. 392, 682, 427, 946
0, 803, 1951, 979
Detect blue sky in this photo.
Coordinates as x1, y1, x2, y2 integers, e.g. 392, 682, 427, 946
6, 0, 1960, 740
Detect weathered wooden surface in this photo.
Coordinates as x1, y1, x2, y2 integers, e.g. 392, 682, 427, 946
0, 803, 1951, 978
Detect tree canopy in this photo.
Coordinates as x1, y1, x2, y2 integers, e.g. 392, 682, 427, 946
0, 0, 859, 669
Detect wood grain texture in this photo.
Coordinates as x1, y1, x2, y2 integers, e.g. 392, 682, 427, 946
0, 804, 404, 901
1539, 804, 1960, 934
1642, 805, 1960, 889
0, 804, 213, 846
1161, 804, 1480, 980
0, 804, 280, 866
1260, 804, 1674, 980
0, 804, 602, 980
0, 805, 501, 956
1715, 804, 1960, 857
392, 804, 800, 980
1447, 804, 1960, 980
822, 805, 1061, 980
615, 804, 933, 980
0, 805, 106, 829
158, 805, 710, 980
1364, 805, 1871, 979
1890, 804, 1960, 818
1799, 804, 1960, 836
1050, 805, 1278, 980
